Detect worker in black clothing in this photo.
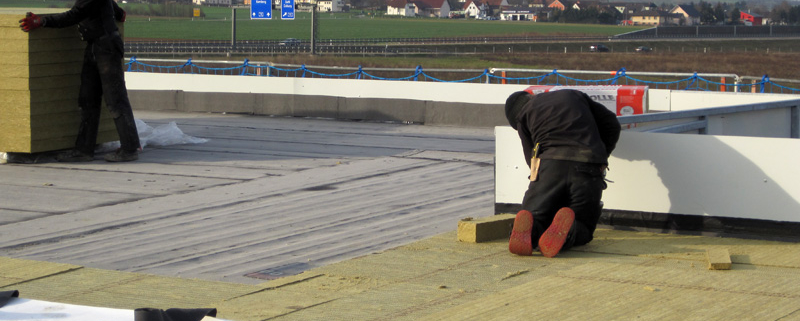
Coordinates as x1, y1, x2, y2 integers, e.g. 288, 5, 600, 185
505, 89, 621, 258
20, 0, 141, 162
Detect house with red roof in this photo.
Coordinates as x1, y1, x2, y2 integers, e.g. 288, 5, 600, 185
547, 0, 570, 11
740, 11, 764, 26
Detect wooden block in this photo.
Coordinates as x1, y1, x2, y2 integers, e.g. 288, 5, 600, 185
706, 249, 732, 270
457, 214, 515, 243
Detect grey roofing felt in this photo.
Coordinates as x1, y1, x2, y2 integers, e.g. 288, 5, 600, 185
0, 110, 495, 284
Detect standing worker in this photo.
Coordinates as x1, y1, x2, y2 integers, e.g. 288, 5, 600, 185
19, 0, 141, 162
504, 89, 621, 257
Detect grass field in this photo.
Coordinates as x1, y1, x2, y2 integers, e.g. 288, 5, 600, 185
4, 1, 798, 79
2, 2, 644, 41
124, 15, 641, 41
124, 8, 643, 41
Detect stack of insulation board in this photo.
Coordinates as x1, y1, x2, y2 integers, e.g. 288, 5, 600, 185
0, 8, 117, 154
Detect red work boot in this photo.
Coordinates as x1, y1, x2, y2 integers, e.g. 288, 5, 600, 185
538, 207, 575, 258
509, 210, 534, 256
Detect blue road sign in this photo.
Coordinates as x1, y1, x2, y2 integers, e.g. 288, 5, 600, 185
251, 0, 272, 19
281, 0, 295, 20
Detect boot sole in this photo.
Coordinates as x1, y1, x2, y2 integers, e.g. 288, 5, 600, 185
509, 210, 534, 256
538, 207, 575, 258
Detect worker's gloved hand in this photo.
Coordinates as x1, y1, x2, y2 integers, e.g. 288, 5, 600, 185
116, 8, 126, 22
19, 12, 43, 32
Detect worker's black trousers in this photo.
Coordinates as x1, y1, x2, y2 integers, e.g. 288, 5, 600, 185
74, 34, 140, 155
521, 159, 606, 247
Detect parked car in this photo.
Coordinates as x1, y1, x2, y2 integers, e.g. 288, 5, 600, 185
279, 38, 301, 46
589, 44, 609, 52
635, 46, 652, 53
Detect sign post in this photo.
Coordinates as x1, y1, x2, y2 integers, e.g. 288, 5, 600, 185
281, 0, 295, 20
251, 0, 272, 19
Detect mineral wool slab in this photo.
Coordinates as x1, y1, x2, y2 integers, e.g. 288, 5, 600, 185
0, 9, 118, 153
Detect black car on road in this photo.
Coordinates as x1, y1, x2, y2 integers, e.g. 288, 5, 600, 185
589, 44, 609, 52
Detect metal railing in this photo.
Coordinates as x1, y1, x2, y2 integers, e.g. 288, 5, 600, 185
124, 58, 800, 93
618, 99, 800, 138
489, 68, 743, 92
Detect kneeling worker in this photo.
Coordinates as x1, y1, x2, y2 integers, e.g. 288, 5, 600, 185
504, 89, 621, 257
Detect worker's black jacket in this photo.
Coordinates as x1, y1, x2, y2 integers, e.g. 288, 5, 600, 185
513, 89, 621, 167
41, 0, 123, 42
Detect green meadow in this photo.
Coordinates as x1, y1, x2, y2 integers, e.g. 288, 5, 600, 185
2, 1, 644, 41
124, 15, 640, 41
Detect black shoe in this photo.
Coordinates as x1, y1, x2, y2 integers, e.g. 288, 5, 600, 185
56, 150, 94, 162
104, 148, 138, 162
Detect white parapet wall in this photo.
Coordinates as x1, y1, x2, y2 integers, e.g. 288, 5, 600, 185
124, 72, 529, 127
126, 72, 799, 127
648, 89, 800, 112
496, 127, 800, 223
125, 72, 530, 104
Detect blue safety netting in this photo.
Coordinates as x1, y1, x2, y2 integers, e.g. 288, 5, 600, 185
125, 57, 800, 94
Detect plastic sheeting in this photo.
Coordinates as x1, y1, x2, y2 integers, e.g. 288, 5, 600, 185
97, 119, 209, 153
0, 292, 223, 321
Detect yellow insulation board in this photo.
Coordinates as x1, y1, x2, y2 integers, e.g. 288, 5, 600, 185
0, 9, 118, 153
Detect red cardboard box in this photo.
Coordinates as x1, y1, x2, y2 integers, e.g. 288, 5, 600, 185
524, 85, 648, 116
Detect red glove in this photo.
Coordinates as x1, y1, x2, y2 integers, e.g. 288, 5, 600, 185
116, 8, 126, 22
19, 12, 44, 32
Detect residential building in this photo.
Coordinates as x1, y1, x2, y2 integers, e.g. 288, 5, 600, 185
670, 4, 701, 26
500, 6, 535, 20
463, 0, 484, 18
630, 9, 681, 26
740, 11, 764, 26
386, 0, 451, 17
528, 0, 548, 8
547, 0, 569, 11
461, 0, 507, 18
571, 0, 599, 11
318, 0, 346, 12
387, 0, 416, 16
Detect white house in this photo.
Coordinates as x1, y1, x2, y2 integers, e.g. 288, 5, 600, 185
670, 4, 701, 26
386, 0, 451, 17
387, 0, 416, 16
463, 0, 508, 19
463, 0, 485, 18
500, 7, 535, 21
318, 0, 346, 12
